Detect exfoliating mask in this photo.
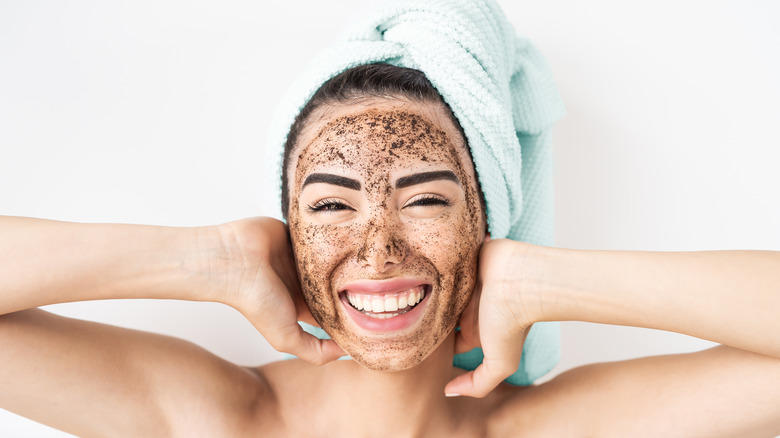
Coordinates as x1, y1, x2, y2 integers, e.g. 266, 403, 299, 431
288, 100, 485, 371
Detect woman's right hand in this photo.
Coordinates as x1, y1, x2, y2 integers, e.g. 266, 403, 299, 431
215, 217, 345, 365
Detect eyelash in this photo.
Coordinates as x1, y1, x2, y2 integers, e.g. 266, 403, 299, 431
306, 198, 353, 213
306, 195, 451, 214
405, 195, 451, 208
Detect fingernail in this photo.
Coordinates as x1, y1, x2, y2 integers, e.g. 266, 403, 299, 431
445, 393, 461, 397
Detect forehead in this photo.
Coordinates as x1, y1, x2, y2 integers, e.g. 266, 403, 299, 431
292, 100, 469, 180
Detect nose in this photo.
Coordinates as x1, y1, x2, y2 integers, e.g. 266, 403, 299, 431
356, 219, 407, 273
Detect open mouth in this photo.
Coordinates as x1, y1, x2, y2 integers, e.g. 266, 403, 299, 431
341, 285, 429, 319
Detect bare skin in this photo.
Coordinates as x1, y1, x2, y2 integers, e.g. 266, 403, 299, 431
1, 99, 780, 436
287, 103, 484, 371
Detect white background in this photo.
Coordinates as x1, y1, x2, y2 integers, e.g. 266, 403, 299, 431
1, 1, 778, 435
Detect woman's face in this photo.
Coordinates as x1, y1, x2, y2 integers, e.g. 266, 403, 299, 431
287, 98, 485, 371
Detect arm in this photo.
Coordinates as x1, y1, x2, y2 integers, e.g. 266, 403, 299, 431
454, 241, 780, 434
540, 247, 780, 358
0, 216, 210, 313
0, 215, 342, 361
448, 240, 780, 392
0, 216, 341, 436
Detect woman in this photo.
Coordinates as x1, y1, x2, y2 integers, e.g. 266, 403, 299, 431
3, 2, 780, 438
2, 62, 780, 437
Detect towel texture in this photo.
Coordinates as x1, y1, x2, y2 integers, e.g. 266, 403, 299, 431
268, 0, 565, 385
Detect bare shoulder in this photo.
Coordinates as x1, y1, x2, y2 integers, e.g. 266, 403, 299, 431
255, 357, 323, 392
0, 309, 279, 437
489, 347, 780, 438
485, 366, 606, 438
248, 358, 332, 436
252, 358, 330, 411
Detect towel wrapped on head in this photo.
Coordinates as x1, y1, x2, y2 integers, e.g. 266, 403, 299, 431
267, 0, 565, 385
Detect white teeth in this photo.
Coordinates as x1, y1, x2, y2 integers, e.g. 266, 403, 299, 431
384, 296, 398, 312
371, 297, 385, 313
406, 289, 418, 306
344, 285, 428, 316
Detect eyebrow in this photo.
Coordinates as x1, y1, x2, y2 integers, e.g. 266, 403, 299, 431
395, 170, 460, 189
302, 173, 361, 190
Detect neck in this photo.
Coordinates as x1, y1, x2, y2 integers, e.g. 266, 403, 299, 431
320, 331, 462, 437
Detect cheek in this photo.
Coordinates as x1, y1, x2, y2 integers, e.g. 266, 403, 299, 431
405, 209, 481, 271
291, 223, 354, 282
289, 217, 355, 326
406, 209, 482, 306
293, 222, 348, 257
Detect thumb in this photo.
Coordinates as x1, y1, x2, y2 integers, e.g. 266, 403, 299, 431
445, 325, 530, 398
269, 321, 346, 366
444, 357, 515, 398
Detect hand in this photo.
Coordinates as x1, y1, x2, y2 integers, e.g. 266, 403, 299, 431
445, 238, 538, 397
217, 217, 345, 365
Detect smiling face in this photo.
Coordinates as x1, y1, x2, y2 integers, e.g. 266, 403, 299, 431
287, 98, 485, 371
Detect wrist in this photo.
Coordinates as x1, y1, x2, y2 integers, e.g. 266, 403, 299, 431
507, 241, 559, 324
480, 239, 557, 327
191, 223, 246, 307
206, 218, 286, 312
503, 242, 592, 325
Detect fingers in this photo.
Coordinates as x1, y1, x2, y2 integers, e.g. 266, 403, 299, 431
295, 335, 346, 366
447, 318, 524, 397
268, 322, 346, 366
446, 325, 529, 397
444, 357, 518, 398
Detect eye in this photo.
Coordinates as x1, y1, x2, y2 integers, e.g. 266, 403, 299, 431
404, 194, 451, 208
306, 198, 355, 213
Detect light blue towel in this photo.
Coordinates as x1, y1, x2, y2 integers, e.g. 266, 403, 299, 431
267, 0, 565, 385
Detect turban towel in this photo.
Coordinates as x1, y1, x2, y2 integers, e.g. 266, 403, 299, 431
267, 0, 566, 384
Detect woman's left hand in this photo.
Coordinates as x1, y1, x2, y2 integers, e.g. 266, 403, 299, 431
444, 238, 540, 398
446, 237, 780, 398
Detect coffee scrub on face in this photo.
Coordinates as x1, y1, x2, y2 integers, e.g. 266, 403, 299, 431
288, 100, 485, 371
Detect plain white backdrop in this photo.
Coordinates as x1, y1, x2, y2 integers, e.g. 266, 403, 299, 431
1, 1, 778, 435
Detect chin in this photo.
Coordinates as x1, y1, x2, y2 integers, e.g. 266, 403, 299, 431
347, 344, 431, 372
344, 339, 438, 372
354, 353, 422, 372
326, 317, 459, 372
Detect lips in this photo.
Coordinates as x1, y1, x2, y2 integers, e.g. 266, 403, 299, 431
338, 278, 431, 331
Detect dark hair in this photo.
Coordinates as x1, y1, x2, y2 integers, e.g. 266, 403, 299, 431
281, 63, 467, 219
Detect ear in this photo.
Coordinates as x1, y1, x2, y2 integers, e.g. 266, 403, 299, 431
484, 232, 491, 243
